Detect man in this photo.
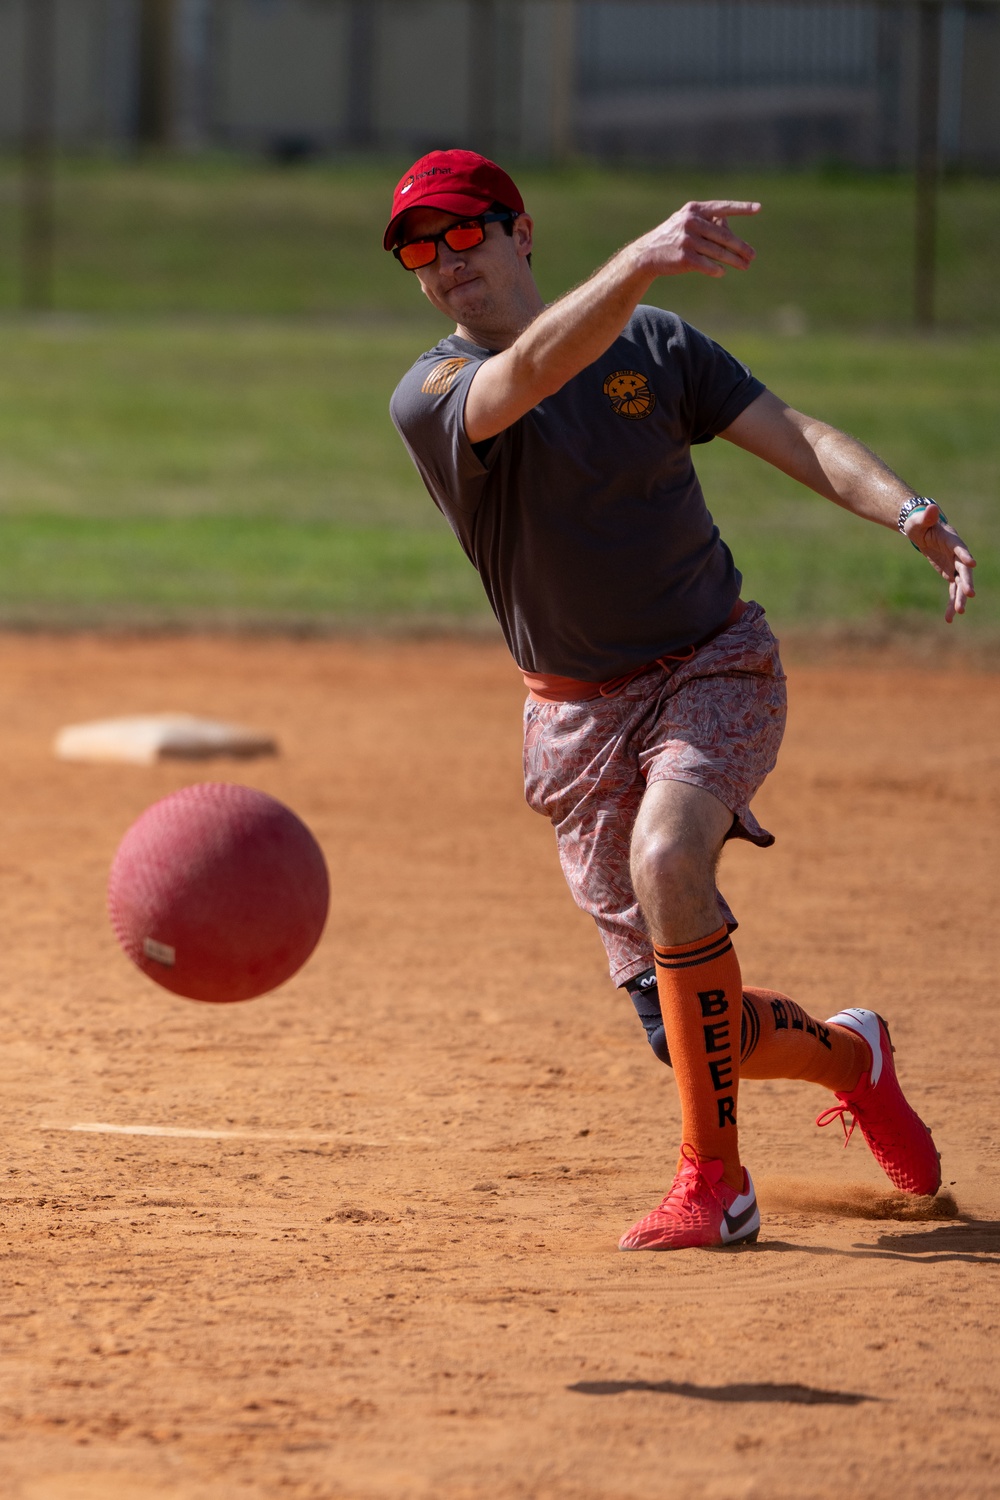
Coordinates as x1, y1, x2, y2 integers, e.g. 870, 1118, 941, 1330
386, 149, 976, 1252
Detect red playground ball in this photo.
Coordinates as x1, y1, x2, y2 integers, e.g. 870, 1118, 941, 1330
108, 783, 330, 1004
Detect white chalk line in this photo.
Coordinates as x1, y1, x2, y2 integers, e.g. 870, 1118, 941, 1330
41, 1122, 417, 1145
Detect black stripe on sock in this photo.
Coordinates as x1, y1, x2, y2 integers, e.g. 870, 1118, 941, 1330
740, 993, 761, 1063
653, 932, 730, 966
654, 938, 733, 971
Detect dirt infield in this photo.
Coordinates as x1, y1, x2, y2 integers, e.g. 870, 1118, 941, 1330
0, 633, 996, 1500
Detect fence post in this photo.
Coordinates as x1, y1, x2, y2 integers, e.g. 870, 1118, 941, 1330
346, 0, 376, 148
914, 0, 943, 327
21, 0, 57, 312
550, 0, 575, 161
469, 0, 499, 158
138, 0, 176, 147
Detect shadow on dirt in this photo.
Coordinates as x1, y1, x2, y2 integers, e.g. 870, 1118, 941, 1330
568, 1379, 878, 1405
870, 1220, 1000, 1258
755, 1217, 1000, 1265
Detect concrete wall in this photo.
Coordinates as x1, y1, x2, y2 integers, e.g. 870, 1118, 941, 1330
207, 0, 578, 161
212, 0, 350, 150
0, 0, 130, 146
372, 0, 473, 150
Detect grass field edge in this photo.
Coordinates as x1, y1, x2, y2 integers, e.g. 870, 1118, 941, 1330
0, 608, 992, 671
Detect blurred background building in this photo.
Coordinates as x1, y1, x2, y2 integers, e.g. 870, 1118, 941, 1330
0, 0, 996, 169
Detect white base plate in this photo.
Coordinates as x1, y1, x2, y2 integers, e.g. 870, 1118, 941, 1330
54, 713, 278, 765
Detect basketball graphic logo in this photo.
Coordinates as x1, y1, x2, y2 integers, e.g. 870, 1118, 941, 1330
422, 358, 471, 395
603, 369, 655, 419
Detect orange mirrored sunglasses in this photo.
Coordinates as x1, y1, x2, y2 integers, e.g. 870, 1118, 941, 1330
392, 210, 516, 270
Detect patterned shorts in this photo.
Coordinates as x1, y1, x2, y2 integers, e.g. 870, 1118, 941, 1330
522, 601, 787, 986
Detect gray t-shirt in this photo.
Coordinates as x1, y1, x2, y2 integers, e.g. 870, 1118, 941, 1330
390, 305, 764, 680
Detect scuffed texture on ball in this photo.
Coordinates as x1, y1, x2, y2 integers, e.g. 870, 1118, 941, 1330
108, 782, 329, 1003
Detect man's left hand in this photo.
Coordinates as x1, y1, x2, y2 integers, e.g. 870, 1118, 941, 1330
903, 502, 977, 623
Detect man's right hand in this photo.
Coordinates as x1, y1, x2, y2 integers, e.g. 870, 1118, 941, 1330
634, 201, 760, 280
464, 200, 761, 444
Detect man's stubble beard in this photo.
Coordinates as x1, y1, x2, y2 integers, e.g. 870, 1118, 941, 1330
448, 281, 526, 349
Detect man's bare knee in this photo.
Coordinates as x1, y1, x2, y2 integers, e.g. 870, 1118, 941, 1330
630, 780, 735, 944
630, 832, 708, 908
631, 834, 721, 944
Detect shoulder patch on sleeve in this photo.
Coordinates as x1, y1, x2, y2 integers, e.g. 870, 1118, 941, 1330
421, 357, 471, 395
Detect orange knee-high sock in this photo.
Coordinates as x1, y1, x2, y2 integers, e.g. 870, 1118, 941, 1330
654, 925, 744, 1189
739, 988, 868, 1093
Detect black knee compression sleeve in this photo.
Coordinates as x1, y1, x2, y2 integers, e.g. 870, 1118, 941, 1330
623, 968, 672, 1067
623, 971, 758, 1072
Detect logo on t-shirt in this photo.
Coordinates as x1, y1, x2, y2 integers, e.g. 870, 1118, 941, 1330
422, 357, 471, 395
603, 369, 656, 420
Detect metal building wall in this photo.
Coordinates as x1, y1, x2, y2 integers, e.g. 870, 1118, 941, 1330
0, 0, 995, 170
577, 2, 880, 163
961, 1, 1000, 165
0, 0, 137, 146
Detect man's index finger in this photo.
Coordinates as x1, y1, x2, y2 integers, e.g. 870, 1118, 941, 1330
693, 201, 762, 218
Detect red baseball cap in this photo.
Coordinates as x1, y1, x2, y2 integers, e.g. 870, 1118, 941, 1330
383, 149, 525, 251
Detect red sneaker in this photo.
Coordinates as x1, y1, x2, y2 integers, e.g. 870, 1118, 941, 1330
817, 1008, 941, 1196
618, 1147, 760, 1251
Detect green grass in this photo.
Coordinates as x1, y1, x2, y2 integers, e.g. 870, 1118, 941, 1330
0, 157, 998, 329
698, 334, 998, 625
0, 317, 993, 631
0, 515, 484, 624
0, 157, 994, 632
0, 320, 423, 524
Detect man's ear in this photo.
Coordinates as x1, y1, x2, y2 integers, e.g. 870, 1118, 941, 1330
513, 213, 534, 260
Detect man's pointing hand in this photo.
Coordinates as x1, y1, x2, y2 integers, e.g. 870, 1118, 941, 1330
638, 200, 761, 279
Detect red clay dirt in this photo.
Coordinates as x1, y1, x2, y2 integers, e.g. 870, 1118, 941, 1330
0, 633, 996, 1500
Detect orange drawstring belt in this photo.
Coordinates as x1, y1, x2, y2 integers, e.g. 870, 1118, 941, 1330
522, 599, 747, 705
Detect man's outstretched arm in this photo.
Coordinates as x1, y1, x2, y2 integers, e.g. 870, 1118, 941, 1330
720, 390, 977, 623
464, 201, 759, 444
